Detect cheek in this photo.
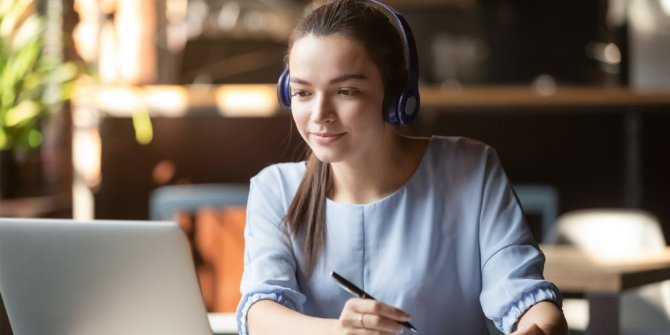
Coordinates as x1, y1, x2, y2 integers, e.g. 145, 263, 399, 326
339, 100, 383, 125
291, 107, 310, 135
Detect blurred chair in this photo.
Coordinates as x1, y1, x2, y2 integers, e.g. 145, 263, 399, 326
150, 184, 249, 221
555, 209, 670, 334
513, 184, 559, 243
150, 183, 249, 313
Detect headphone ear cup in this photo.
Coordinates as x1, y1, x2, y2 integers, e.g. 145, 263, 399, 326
397, 90, 419, 125
277, 67, 291, 107
384, 90, 401, 126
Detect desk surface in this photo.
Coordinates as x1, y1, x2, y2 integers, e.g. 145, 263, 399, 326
208, 312, 237, 335
541, 245, 670, 293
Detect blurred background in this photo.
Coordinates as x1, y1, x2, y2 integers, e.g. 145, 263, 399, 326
1, 0, 670, 333
3, 0, 667, 236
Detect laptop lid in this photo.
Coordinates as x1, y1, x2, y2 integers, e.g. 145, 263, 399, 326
0, 218, 213, 335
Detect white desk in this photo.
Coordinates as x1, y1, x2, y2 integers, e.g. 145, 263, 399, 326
209, 312, 237, 335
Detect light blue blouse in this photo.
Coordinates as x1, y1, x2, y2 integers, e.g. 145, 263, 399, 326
237, 136, 561, 335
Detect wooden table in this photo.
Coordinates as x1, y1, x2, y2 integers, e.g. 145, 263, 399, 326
541, 245, 670, 335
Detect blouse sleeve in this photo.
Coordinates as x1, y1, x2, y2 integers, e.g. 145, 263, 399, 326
477, 146, 562, 334
235, 167, 306, 335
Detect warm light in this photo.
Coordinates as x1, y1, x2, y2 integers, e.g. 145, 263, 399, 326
586, 42, 621, 65
630, 0, 657, 35
531, 74, 556, 97
96, 86, 144, 113
603, 43, 621, 64
73, 179, 95, 220
558, 209, 665, 261
662, 0, 670, 16
73, 128, 102, 188
152, 160, 177, 184
72, 126, 102, 220
142, 86, 189, 116
215, 85, 278, 116
217, 1, 241, 31
75, 84, 189, 116
73, 0, 157, 84
116, 0, 156, 84
98, 21, 118, 82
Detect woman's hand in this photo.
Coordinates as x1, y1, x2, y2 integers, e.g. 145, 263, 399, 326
335, 298, 411, 334
511, 323, 547, 335
512, 301, 568, 335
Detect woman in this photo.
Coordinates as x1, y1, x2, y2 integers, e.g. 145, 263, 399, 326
237, 1, 567, 334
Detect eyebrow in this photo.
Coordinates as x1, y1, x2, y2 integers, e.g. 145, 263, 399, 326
290, 73, 368, 85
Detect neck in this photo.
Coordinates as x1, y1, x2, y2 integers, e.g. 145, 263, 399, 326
329, 133, 428, 204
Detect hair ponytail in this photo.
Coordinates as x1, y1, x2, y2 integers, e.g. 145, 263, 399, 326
284, 151, 331, 273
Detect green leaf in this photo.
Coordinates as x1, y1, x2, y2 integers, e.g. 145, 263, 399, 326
0, 127, 8, 149
42, 62, 78, 105
0, 35, 7, 70
51, 62, 79, 83
5, 100, 40, 126
1, 37, 41, 108
27, 127, 41, 147
10, 14, 43, 51
0, 0, 32, 40
0, 0, 82, 150
132, 109, 154, 145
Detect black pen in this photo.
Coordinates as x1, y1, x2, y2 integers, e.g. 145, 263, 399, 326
330, 271, 418, 333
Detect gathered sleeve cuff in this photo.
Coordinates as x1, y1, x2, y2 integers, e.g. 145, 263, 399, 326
236, 287, 306, 335
494, 284, 562, 334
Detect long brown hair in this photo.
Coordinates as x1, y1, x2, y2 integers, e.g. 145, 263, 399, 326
284, 0, 407, 273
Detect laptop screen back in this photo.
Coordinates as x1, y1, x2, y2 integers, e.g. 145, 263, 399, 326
0, 218, 213, 335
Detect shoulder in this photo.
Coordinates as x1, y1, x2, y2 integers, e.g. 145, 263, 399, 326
429, 135, 495, 156
252, 161, 306, 185
427, 136, 498, 167
249, 162, 306, 205
417, 136, 505, 192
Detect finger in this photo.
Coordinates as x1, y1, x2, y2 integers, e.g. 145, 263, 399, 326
337, 312, 401, 335
340, 299, 370, 329
341, 299, 408, 333
355, 299, 411, 322
359, 312, 404, 334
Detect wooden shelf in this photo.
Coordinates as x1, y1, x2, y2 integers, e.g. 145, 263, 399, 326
0, 194, 72, 218
72, 84, 670, 118
420, 85, 670, 109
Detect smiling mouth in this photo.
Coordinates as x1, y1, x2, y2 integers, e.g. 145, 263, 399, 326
310, 132, 346, 144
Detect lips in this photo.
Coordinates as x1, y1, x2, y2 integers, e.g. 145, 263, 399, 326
309, 131, 346, 144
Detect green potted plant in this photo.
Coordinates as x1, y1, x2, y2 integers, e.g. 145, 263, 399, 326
0, 0, 78, 197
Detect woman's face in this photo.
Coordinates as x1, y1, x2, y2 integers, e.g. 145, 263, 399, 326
288, 34, 387, 165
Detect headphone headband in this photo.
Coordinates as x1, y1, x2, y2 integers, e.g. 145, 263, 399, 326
277, 0, 420, 126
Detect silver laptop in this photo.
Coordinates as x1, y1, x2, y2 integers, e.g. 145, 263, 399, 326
0, 218, 214, 335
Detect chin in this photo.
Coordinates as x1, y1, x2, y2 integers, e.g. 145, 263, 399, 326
310, 148, 344, 164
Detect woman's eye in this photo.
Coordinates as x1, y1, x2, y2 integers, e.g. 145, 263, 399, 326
291, 90, 310, 98
338, 88, 359, 96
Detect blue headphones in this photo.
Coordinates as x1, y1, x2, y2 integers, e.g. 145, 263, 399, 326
276, 0, 420, 126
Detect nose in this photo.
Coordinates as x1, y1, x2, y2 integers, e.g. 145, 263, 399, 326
311, 94, 336, 123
